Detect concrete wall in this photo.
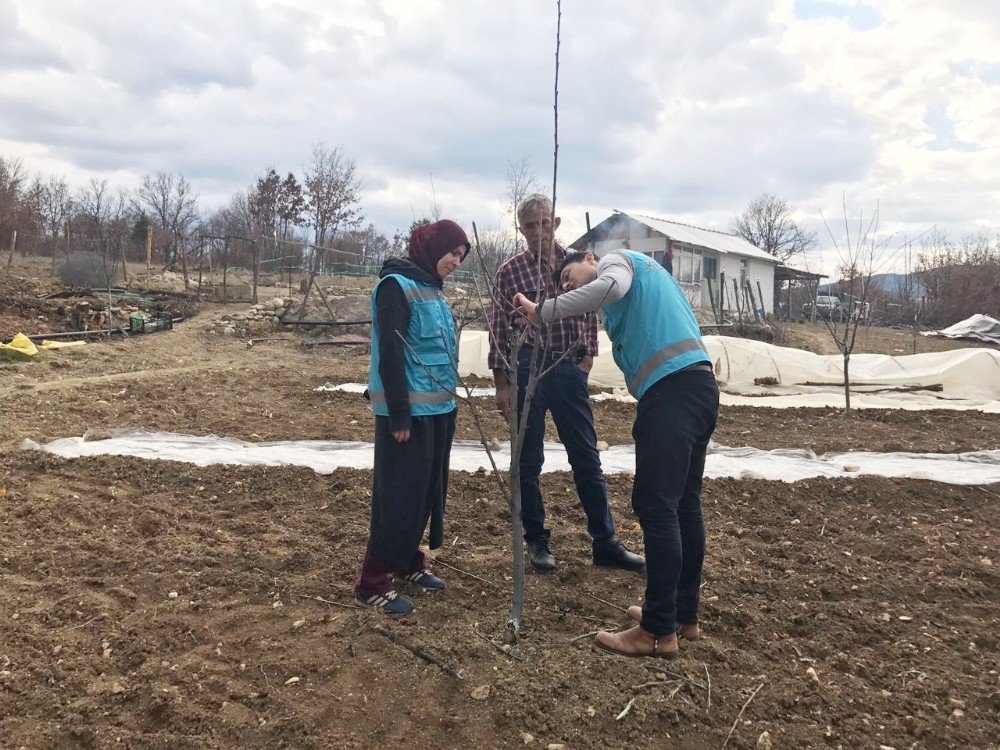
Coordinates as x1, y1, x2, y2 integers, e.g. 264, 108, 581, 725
716, 254, 775, 315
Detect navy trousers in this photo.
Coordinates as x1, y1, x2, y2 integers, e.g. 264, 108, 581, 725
515, 353, 616, 546
633, 368, 719, 636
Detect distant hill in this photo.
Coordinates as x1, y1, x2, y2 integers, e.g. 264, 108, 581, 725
820, 272, 925, 299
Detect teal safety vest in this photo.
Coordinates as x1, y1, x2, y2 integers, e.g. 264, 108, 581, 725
602, 250, 709, 399
368, 274, 458, 417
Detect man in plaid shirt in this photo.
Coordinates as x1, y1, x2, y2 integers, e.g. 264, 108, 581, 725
489, 194, 645, 575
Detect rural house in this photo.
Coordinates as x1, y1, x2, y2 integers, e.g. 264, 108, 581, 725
570, 211, 781, 316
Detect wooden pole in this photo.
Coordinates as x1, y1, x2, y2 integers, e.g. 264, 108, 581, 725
196, 236, 204, 300
706, 277, 719, 324
756, 280, 766, 320
251, 238, 259, 304
119, 237, 129, 283
5, 230, 16, 270
179, 233, 189, 291
222, 236, 230, 301
145, 224, 152, 275
746, 280, 761, 322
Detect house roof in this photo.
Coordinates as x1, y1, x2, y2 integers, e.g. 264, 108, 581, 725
775, 265, 825, 282
576, 211, 781, 264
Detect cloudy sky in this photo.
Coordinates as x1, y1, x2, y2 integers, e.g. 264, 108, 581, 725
2, 0, 998, 272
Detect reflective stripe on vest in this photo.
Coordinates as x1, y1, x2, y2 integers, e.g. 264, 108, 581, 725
367, 273, 458, 417
368, 389, 454, 407
400, 286, 445, 303
628, 337, 707, 395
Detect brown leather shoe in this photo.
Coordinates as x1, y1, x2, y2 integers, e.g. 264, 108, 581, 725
626, 605, 701, 640
594, 625, 678, 659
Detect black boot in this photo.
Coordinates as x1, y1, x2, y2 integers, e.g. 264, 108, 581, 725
593, 540, 646, 573
527, 540, 556, 573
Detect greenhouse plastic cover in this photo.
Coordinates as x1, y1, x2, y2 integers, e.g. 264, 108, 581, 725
456, 331, 1000, 412
24, 431, 1000, 485
922, 314, 1000, 345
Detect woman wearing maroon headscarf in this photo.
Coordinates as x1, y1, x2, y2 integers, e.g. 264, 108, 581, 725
354, 220, 470, 615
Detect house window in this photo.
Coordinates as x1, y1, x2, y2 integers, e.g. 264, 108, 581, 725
679, 251, 693, 283
703, 256, 718, 280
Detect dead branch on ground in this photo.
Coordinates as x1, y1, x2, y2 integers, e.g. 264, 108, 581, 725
372, 625, 463, 680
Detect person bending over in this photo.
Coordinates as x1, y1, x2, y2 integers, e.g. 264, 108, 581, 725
514, 248, 718, 657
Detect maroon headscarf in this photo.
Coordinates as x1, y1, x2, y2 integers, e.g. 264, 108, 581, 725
408, 220, 471, 278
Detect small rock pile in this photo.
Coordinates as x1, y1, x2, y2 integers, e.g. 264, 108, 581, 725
208, 297, 294, 337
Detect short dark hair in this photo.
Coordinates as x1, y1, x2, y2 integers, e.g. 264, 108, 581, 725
553, 250, 595, 287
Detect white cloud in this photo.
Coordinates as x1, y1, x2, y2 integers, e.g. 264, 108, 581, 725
0, 0, 996, 252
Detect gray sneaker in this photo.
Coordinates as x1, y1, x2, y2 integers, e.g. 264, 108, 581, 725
527, 541, 556, 573
355, 589, 415, 615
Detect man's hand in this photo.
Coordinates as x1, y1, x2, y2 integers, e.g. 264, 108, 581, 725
512, 293, 539, 324
578, 355, 594, 374
495, 382, 512, 422
392, 429, 411, 443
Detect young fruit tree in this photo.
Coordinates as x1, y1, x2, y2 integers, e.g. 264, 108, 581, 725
818, 198, 917, 416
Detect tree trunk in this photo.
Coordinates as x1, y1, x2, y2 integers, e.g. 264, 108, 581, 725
505, 332, 529, 643
842, 352, 852, 417
180, 235, 189, 291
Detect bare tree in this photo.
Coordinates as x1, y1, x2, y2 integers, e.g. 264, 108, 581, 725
76, 180, 130, 327
917, 230, 1000, 326
134, 172, 199, 264
818, 198, 911, 416
39, 176, 73, 243
303, 143, 363, 248
731, 193, 817, 264
472, 223, 520, 282
0, 156, 27, 229
1, 156, 27, 267
503, 157, 539, 245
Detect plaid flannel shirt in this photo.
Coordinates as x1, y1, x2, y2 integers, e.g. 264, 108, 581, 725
487, 244, 599, 371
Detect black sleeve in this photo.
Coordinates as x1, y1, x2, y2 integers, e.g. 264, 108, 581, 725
375, 278, 412, 432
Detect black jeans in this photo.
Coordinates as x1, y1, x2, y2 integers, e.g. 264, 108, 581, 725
515, 353, 616, 546
632, 368, 719, 636
367, 410, 456, 570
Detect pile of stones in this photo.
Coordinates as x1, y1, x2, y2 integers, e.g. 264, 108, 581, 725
208, 297, 294, 337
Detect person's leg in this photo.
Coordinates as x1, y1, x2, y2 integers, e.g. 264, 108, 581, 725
675, 376, 719, 626
516, 362, 552, 545
548, 362, 616, 544
354, 550, 395, 597
633, 372, 717, 635
397, 410, 456, 592
632, 398, 689, 637
366, 416, 436, 572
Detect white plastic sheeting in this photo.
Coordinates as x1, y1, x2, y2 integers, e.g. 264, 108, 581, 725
24, 431, 1000, 485
314, 382, 497, 398
456, 331, 1000, 412
923, 314, 1000, 345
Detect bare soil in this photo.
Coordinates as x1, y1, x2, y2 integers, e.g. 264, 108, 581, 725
4, 333, 999, 455
2, 455, 997, 750
1, 258, 998, 749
